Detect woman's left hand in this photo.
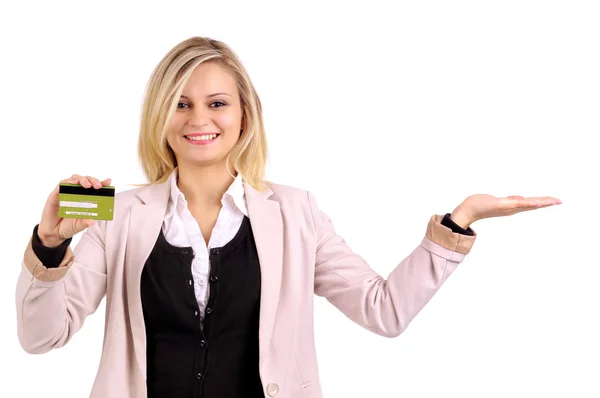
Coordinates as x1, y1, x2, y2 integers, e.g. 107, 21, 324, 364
449, 194, 562, 229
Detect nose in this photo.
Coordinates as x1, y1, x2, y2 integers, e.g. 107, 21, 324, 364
188, 106, 210, 127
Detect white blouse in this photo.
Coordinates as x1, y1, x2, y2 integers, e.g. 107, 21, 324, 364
161, 168, 248, 321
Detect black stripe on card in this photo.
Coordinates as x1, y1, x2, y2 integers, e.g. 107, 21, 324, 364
59, 185, 115, 197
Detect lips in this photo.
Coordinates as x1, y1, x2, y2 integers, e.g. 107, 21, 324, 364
183, 132, 221, 145
184, 132, 221, 139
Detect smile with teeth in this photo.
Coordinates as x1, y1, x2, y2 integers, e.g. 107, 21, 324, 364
185, 133, 219, 141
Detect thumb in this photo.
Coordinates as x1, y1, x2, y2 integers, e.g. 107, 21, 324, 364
73, 219, 95, 234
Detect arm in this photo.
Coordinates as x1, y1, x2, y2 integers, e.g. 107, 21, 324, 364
308, 191, 476, 338
15, 220, 108, 353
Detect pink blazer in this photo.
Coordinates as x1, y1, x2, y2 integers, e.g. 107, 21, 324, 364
16, 176, 476, 397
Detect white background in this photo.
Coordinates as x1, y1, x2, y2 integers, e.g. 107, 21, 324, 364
1, 1, 599, 397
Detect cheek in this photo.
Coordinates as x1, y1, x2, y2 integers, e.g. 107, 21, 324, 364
216, 111, 241, 131
167, 118, 185, 138
169, 114, 186, 131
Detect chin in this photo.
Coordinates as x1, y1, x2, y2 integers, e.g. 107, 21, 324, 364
183, 155, 228, 167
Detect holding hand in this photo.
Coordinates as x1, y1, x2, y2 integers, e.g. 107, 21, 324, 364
38, 174, 112, 247
450, 194, 562, 229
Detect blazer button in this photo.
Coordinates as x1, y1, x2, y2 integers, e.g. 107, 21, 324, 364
210, 276, 218, 283
266, 383, 279, 397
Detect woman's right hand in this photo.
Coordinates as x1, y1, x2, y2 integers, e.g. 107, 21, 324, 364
37, 174, 112, 248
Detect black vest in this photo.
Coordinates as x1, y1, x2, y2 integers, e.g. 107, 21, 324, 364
140, 216, 265, 398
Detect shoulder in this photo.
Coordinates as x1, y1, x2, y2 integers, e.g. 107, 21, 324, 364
267, 181, 309, 200
112, 185, 149, 215
99, 185, 154, 232
264, 181, 329, 237
264, 181, 321, 216
266, 181, 320, 205
114, 185, 145, 204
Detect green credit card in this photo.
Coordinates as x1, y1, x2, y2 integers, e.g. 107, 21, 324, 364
58, 183, 115, 221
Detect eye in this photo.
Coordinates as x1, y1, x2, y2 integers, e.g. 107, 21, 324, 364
177, 102, 190, 109
210, 101, 227, 108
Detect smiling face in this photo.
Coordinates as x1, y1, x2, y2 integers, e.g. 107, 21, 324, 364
166, 61, 244, 170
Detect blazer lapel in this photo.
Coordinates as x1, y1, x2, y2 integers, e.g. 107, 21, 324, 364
244, 183, 284, 371
125, 177, 171, 379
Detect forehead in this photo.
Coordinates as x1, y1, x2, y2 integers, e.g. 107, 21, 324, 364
182, 62, 237, 96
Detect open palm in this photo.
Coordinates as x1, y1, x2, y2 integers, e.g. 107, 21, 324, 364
462, 194, 561, 222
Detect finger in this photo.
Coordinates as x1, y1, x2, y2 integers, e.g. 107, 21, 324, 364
62, 176, 78, 186
86, 176, 102, 189
513, 198, 559, 211
525, 196, 562, 206
72, 219, 95, 235
80, 177, 92, 188
101, 178, 112, 186
70, 174, 92, 188
525, 196, 558, 201
499, 197, 529, 210
83, 219, 95, 228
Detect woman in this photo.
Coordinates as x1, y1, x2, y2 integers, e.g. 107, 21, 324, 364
15, 37, 561, 398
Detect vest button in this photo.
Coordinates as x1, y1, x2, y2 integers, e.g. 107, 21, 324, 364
211, 249, 220, 255
210, 276, 218, 283
196, 372, 202, 380
200, 340, 206, 347
266, 383, 279, 396
206, 307, 212, 314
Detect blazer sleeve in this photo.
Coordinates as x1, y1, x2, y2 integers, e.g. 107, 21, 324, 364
308, 191, 476, 338
15, 220, 108, 354
31, 224, 72, 268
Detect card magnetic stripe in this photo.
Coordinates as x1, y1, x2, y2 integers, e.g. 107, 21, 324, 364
59, 185, 115, 197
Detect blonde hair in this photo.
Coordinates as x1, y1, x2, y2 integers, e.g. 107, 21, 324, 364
136, 37, 268, 190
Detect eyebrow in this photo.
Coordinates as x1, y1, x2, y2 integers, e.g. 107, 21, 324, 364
180, 93, 232, 100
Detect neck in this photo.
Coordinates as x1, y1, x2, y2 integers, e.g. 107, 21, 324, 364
176, 162, 236, 208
